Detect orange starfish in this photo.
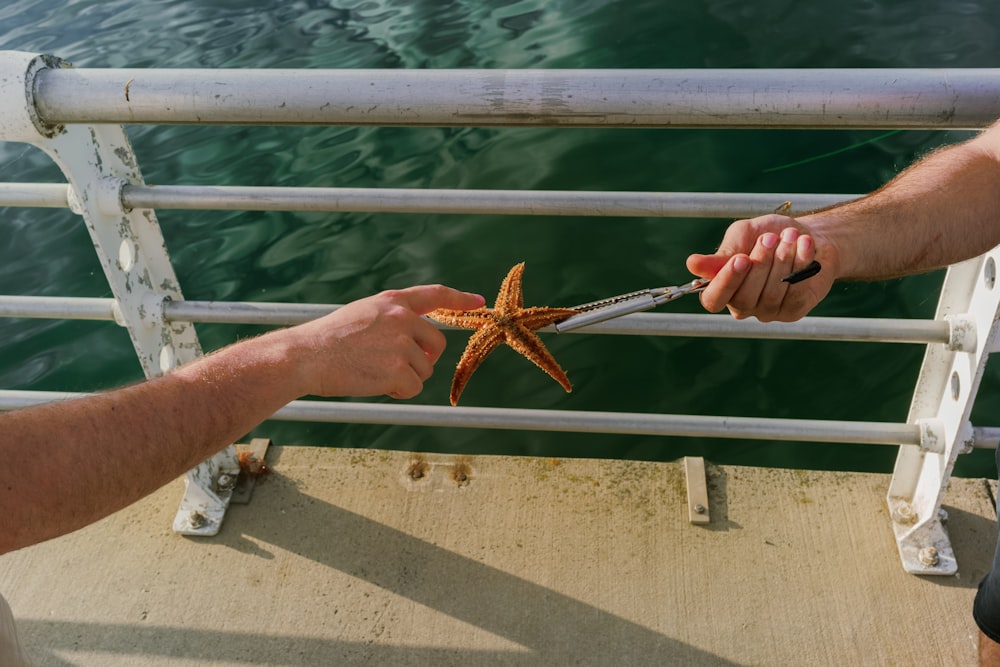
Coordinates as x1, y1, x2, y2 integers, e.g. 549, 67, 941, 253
428, 262, 579, 406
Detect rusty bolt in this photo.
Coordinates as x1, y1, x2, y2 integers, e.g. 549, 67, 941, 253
891, 502, 917, 525
918, 546, 940, 567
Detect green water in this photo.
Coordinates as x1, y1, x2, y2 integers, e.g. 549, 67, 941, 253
1, 0, 999, 476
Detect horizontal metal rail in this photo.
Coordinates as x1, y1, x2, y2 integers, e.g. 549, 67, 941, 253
0, 295, 117, 320
0, 295, 951, 343
122, 185, 856, 218
0, 182, 856, 218
973, 427, 1000, 449
0, 183, 70, 208
2, 388, 990, 450
0, 389, 924, 445
32, 68, 1000, 129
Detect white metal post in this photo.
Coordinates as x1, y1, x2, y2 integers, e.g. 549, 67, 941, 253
0, 51, 239, 536
888, 248, 1000, 574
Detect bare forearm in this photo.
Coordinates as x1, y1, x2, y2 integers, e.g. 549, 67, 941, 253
0, 284, 485, 554
687, 123, 1000, 321
0, 330, 301, 554
802, 125, 1000, 280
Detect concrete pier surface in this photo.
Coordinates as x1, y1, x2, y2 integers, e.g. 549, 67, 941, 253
1, 446, 995, 666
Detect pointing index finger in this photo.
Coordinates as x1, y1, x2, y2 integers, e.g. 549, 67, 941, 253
395, 284, 485, 315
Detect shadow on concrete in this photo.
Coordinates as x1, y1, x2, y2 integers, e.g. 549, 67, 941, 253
19, 620, 739, 667
20, 474, 741, 667
933, 502, 997, 590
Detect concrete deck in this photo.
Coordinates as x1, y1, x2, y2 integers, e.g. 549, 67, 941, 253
1, 446, 996, 666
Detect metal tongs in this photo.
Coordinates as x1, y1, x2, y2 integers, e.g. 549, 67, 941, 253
554, 260, 821, 333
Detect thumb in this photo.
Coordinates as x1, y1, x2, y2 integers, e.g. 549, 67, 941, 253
686, 216, 778, 279
686, 253, 729, 280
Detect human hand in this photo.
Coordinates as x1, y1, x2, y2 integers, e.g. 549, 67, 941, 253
685, 214, 838, 322
284, 285, 485, 399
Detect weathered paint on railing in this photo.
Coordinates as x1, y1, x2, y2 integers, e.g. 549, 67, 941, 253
31, 68, 1000, 129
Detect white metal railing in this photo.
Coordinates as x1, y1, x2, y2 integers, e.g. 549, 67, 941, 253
30, 67, 1000, 128
0, 182, 857, 217
0, 294, 953, 341
2, 50, 998, 576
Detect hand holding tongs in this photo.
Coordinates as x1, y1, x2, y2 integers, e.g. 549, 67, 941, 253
554, 260, 821, 333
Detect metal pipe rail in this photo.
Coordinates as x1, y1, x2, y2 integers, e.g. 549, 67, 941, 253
0, 183, 856, 219
0, 389, 923, 446
121, 185, 856, 219
0, 183, 70, 208
31, 67, 1000, 129
0, 294, 952, 343
4, 388, 998, 449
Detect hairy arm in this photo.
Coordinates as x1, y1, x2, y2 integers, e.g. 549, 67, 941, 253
0, 285, 484, 554
687, 121, 1000, 321
806, 123, 1000, 279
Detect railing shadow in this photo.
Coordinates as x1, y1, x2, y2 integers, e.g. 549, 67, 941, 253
944, 492, 998, 590
19, 475, 740, 666
18, 620, 736, 667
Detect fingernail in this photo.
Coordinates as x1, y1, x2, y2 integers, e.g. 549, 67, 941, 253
733, 256, 750, 273
761, 233, 778, 249
781, 228, 799, 244
798, 235, 813, 252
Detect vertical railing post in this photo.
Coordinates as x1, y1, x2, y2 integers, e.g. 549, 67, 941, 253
887, 247, 1000, 574
0, 51, 239, 536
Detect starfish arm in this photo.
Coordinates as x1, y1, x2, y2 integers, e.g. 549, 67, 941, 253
431, 262, 577, 404
494, 261, 525, 314
516, 306, 579, 329
450, 326, 505, 405
504, 323, 573, 393
426, 308, 495, 329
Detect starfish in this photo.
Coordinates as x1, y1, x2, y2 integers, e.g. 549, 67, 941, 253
427, 262, 579, 406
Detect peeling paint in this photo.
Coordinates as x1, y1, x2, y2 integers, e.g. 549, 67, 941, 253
113, 145, 137, 170
87, 128, 104, 171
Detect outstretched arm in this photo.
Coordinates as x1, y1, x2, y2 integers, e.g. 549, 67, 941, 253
687, 121, 1000, 321
0, 285, 484, 555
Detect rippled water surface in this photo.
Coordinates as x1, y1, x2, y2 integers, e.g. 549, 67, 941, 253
2, 0, 999, 475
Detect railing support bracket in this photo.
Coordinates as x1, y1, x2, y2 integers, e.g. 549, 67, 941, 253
684, 456, 711, 525
888, 247, 1000, 575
